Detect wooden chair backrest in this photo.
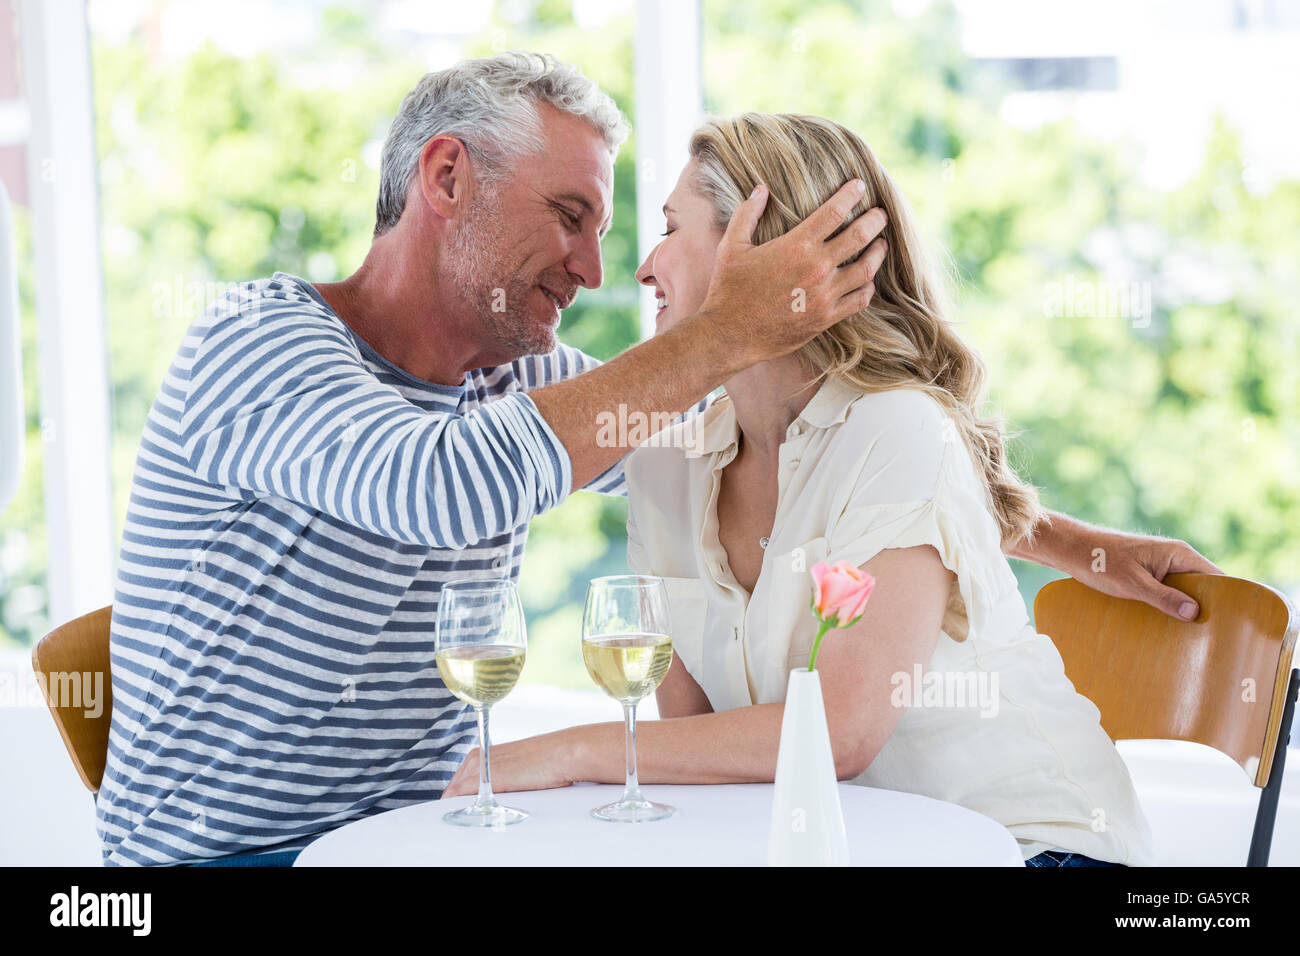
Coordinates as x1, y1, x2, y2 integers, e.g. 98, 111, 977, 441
31, 605, 114, 792
1034, 573, 1296, 788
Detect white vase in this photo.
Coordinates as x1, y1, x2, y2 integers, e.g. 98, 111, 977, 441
768, 667, 850, 866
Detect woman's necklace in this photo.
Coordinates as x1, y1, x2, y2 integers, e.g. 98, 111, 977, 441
730, 433, 773, 550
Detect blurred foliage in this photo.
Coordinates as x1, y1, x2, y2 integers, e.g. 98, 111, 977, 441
2, 2, 1296, 706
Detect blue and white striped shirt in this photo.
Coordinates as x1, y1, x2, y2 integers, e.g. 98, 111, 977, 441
97, 272, 639, 865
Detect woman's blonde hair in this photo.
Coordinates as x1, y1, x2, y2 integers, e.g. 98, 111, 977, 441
689, 112, 1042, 547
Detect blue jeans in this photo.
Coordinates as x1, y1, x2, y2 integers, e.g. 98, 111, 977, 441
1026, 850, 1125, 867
187, 849, 302, 867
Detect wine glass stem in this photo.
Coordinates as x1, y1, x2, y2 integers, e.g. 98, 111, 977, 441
622, 701, 644, 804
474, 704, 496, 810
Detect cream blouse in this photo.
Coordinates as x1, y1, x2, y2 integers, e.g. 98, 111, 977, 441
625, 376, 1155, 865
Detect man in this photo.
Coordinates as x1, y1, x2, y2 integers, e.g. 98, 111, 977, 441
97, 52, 1217, 866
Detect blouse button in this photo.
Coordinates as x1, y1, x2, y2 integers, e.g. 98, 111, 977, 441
491, 555, 505, 570
732, 626, 741, 641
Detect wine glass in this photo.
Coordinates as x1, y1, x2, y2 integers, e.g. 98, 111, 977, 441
582, 575, 676, 822
435, 579, 529, 827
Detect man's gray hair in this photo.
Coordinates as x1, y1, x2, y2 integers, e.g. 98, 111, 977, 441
374, 51, 629, 237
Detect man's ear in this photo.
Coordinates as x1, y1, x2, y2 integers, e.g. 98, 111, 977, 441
416, 134, 471, 221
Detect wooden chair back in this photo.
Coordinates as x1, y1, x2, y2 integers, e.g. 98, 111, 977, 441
1034, 573, 1296, 788
31, 605, 114, 792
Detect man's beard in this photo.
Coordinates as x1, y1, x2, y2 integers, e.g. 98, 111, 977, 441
446, 187, 558, 359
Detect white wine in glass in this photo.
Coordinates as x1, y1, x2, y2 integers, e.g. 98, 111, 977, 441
582, 576, 676, 822
582, 633, 674, 702
436, 645, 526, 708
436, 579, 528, 827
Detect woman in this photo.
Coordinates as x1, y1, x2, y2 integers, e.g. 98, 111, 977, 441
444, 113, 1154, 866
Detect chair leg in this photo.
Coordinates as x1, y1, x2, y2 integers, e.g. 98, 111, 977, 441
1247, 667, 1298, 867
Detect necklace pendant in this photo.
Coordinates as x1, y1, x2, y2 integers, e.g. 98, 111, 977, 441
759, 536, 770, 549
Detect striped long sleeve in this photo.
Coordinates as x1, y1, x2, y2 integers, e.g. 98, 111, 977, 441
180, 312, 572, 549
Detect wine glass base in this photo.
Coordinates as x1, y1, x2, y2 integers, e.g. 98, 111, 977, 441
590, 799, 676, 823
443, 804, 530, 828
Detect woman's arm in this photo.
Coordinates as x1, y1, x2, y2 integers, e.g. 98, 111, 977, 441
654, 650, 714, 718
441, 544, 952, 796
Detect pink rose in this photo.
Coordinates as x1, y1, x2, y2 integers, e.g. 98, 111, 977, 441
810, 560, 876, 627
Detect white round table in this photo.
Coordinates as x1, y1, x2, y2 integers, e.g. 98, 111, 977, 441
295, 782, 1024, 866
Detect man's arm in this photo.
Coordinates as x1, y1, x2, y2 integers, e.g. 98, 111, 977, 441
1007, 511, 1223, 620
180, 310, 574, 550
514, 344, 714, 498
529, 181, 887, 492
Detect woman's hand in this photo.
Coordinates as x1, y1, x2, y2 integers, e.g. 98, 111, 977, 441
440, 727, 590, 799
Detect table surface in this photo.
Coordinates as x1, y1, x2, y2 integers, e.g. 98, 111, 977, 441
295, 782, 1025, 866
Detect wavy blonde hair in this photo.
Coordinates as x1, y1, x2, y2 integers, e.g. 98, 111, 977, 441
689, 112, 1042, 547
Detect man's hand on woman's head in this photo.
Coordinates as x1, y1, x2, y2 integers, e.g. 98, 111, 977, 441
694, 179, 888, 365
